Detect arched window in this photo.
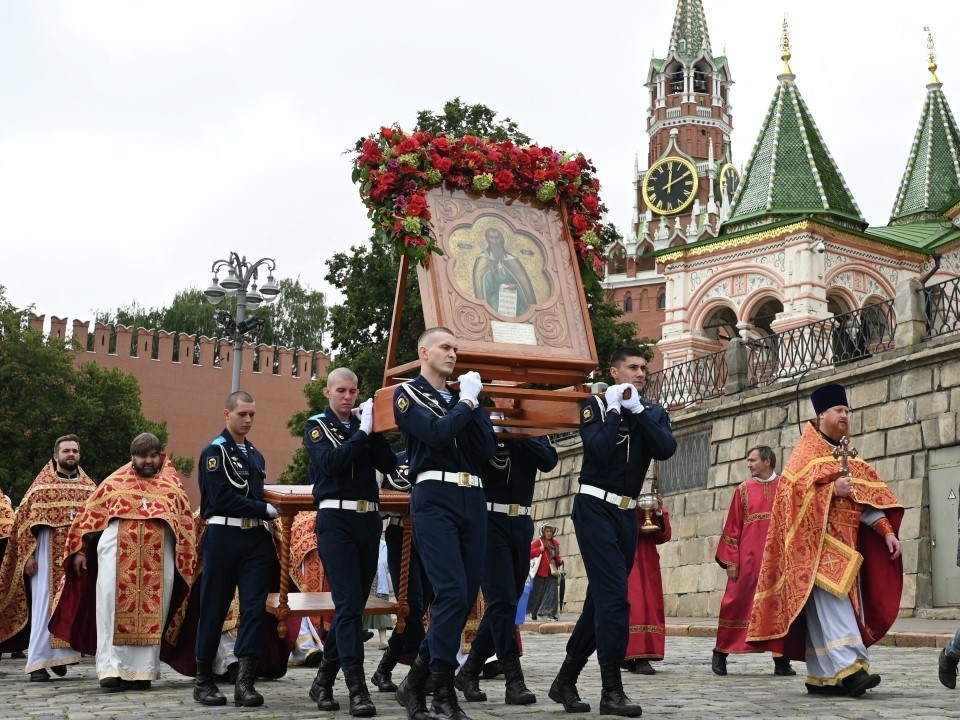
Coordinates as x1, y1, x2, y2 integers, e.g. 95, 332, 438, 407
693, 65, 709, 94
624, 294, 633, 313
636, 243, 655, 272
668, 69, 684, 94
657, 291, 666, 310
607, 247, 627, 275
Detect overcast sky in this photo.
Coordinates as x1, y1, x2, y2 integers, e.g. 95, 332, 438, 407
2, 0, 958, 331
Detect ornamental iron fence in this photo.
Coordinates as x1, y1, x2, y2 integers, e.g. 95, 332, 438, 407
923, 276, 960, 339
642, 348, 728, 409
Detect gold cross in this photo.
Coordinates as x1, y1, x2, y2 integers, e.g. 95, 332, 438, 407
831, 436, 859, 477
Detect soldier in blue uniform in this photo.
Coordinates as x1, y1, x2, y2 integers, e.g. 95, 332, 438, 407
194, 390, 280, 708
304, 367, 396, 717
370, 452, 433, 695
455, 433, 558, 706
549, 347, 676, 718
392, 326, 496, 720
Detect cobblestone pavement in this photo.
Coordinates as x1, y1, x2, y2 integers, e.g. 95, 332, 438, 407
1, 633, 957, 720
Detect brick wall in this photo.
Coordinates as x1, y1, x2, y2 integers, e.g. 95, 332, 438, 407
33, 314, 330, 507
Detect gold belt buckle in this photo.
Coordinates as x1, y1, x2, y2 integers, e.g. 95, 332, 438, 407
618, 496, 632, 510
241, 517, 255, 529
508, 503, 520, 516
458, 472, 472, 487
356, 500, 368, 513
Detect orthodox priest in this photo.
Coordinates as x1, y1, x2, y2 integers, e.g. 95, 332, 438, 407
0, 435, 95, 681
51, 433, 196, 691
747, 384, 903, 697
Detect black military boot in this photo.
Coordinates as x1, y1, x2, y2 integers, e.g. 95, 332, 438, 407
234, 656, 264, 707
940, 648, 960, 689
598, 662, 642, 717
501, 652, 536, 705
395, 655, 430, 720
429, 668, 470, 720
548, 654, 590, 713
344, 664, 377, 717
193, 658, 227, 706
309, 657, 341, 711
371, 644, 400, 692
453, 647, 486, 702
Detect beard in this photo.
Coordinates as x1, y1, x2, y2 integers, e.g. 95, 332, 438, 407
133, 461, 159, 477
57, 458, 79, 474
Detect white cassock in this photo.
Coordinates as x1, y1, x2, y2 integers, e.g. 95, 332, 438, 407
26, 528, 82, 673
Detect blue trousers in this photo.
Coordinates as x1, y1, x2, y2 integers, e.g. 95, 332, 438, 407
411, 480, 487, 672
565, 494, 638, 665
470, 512, 532, 660
385, 521, 431, 658
196, 525, 276, 661
315, 508, 381, 671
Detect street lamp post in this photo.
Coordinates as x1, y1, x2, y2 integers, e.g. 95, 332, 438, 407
203, 252, 281, 392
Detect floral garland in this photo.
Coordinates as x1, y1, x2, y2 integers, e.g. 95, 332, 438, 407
351, 127, 609, 279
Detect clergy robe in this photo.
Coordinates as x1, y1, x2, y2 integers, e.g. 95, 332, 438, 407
625, 507, 671, 661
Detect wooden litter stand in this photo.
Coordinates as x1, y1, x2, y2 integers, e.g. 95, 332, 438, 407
263, 485, 412, 639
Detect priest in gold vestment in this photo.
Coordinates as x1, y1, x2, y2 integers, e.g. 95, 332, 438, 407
747, 384, 903, 697
50, 433, 196, 690
0, 435, 95, 681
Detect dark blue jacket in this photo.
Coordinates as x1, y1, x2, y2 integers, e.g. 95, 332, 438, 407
393, 374, 497, 480
578, 395, 676, 497
481, 436, 558, 506
198, 428, 270, 519
304, 407, 396, 504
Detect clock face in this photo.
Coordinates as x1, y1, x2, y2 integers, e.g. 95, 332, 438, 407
719, 163, 741, 205
642, 156, 699, 215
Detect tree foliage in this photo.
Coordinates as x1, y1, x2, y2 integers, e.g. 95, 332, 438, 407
0, 288, 171, 501
415, 97, 531, 145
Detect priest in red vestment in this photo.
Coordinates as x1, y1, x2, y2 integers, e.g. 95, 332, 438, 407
50, 433, 197, 691
713, 446, 794, 676
623, 497, 670, 675
747, 384, 903, 697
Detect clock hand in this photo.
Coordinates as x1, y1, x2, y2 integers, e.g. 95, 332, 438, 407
664, 170, 692, 192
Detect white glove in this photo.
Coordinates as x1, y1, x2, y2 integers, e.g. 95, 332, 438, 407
266, 503, 280, 519
358, 398, 374, 435
604, 383, 623, 412
621, 384, 643, 414
458, 372, 483, 405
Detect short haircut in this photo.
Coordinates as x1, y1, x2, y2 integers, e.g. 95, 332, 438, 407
54, 434, 80, 455
748, 445, 776, 469
609, 346, 647, 366
226, 390, 255, 410
418, 326, 455, 348
326, 367, 358, 386
130, 432, 162, 456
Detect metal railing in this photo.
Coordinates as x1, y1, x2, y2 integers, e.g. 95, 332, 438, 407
642, 348, 728, 408
923, 276, 960, 339
744, 300, 896, 386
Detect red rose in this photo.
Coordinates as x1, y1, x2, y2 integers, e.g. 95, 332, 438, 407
359, 138, 382, 164
561, 161, 581, 178
397, 137, 420, 154
432, 136, 451, 153
406, 195, 428, 217
571, 213, 590, 234
527, 146, 543, 160
544, 168, 560, 182
381, 127, 394, 139
487, 150, 501, 164
493, 170, 515, 192
462, 135, 479, 147
582, 194, 599, 214
436, 157, 453, 173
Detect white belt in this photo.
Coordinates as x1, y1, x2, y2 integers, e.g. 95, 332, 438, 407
207, 515, 267, 529
417, 470, 483, 488
578, 484, 637, 510
486, 502, 531, 516
387, 515, 403, 526
317, 499, 379, 513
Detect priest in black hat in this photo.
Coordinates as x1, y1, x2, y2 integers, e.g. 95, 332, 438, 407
746, 383, 904, 698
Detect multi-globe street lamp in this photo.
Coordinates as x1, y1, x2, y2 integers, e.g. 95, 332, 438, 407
203, 253, 281, 392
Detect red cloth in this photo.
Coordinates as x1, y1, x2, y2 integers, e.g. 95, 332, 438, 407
747, 423, 904, 661
625, 508, 670, 660
714, 477, 778, 653
530, 537, 562, 577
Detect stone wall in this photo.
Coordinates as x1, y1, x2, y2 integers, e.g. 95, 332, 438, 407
533, 333, 960, 616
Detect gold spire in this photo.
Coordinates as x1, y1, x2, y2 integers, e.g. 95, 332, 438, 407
925, 27, 940, 84
778, 14, 794, 82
